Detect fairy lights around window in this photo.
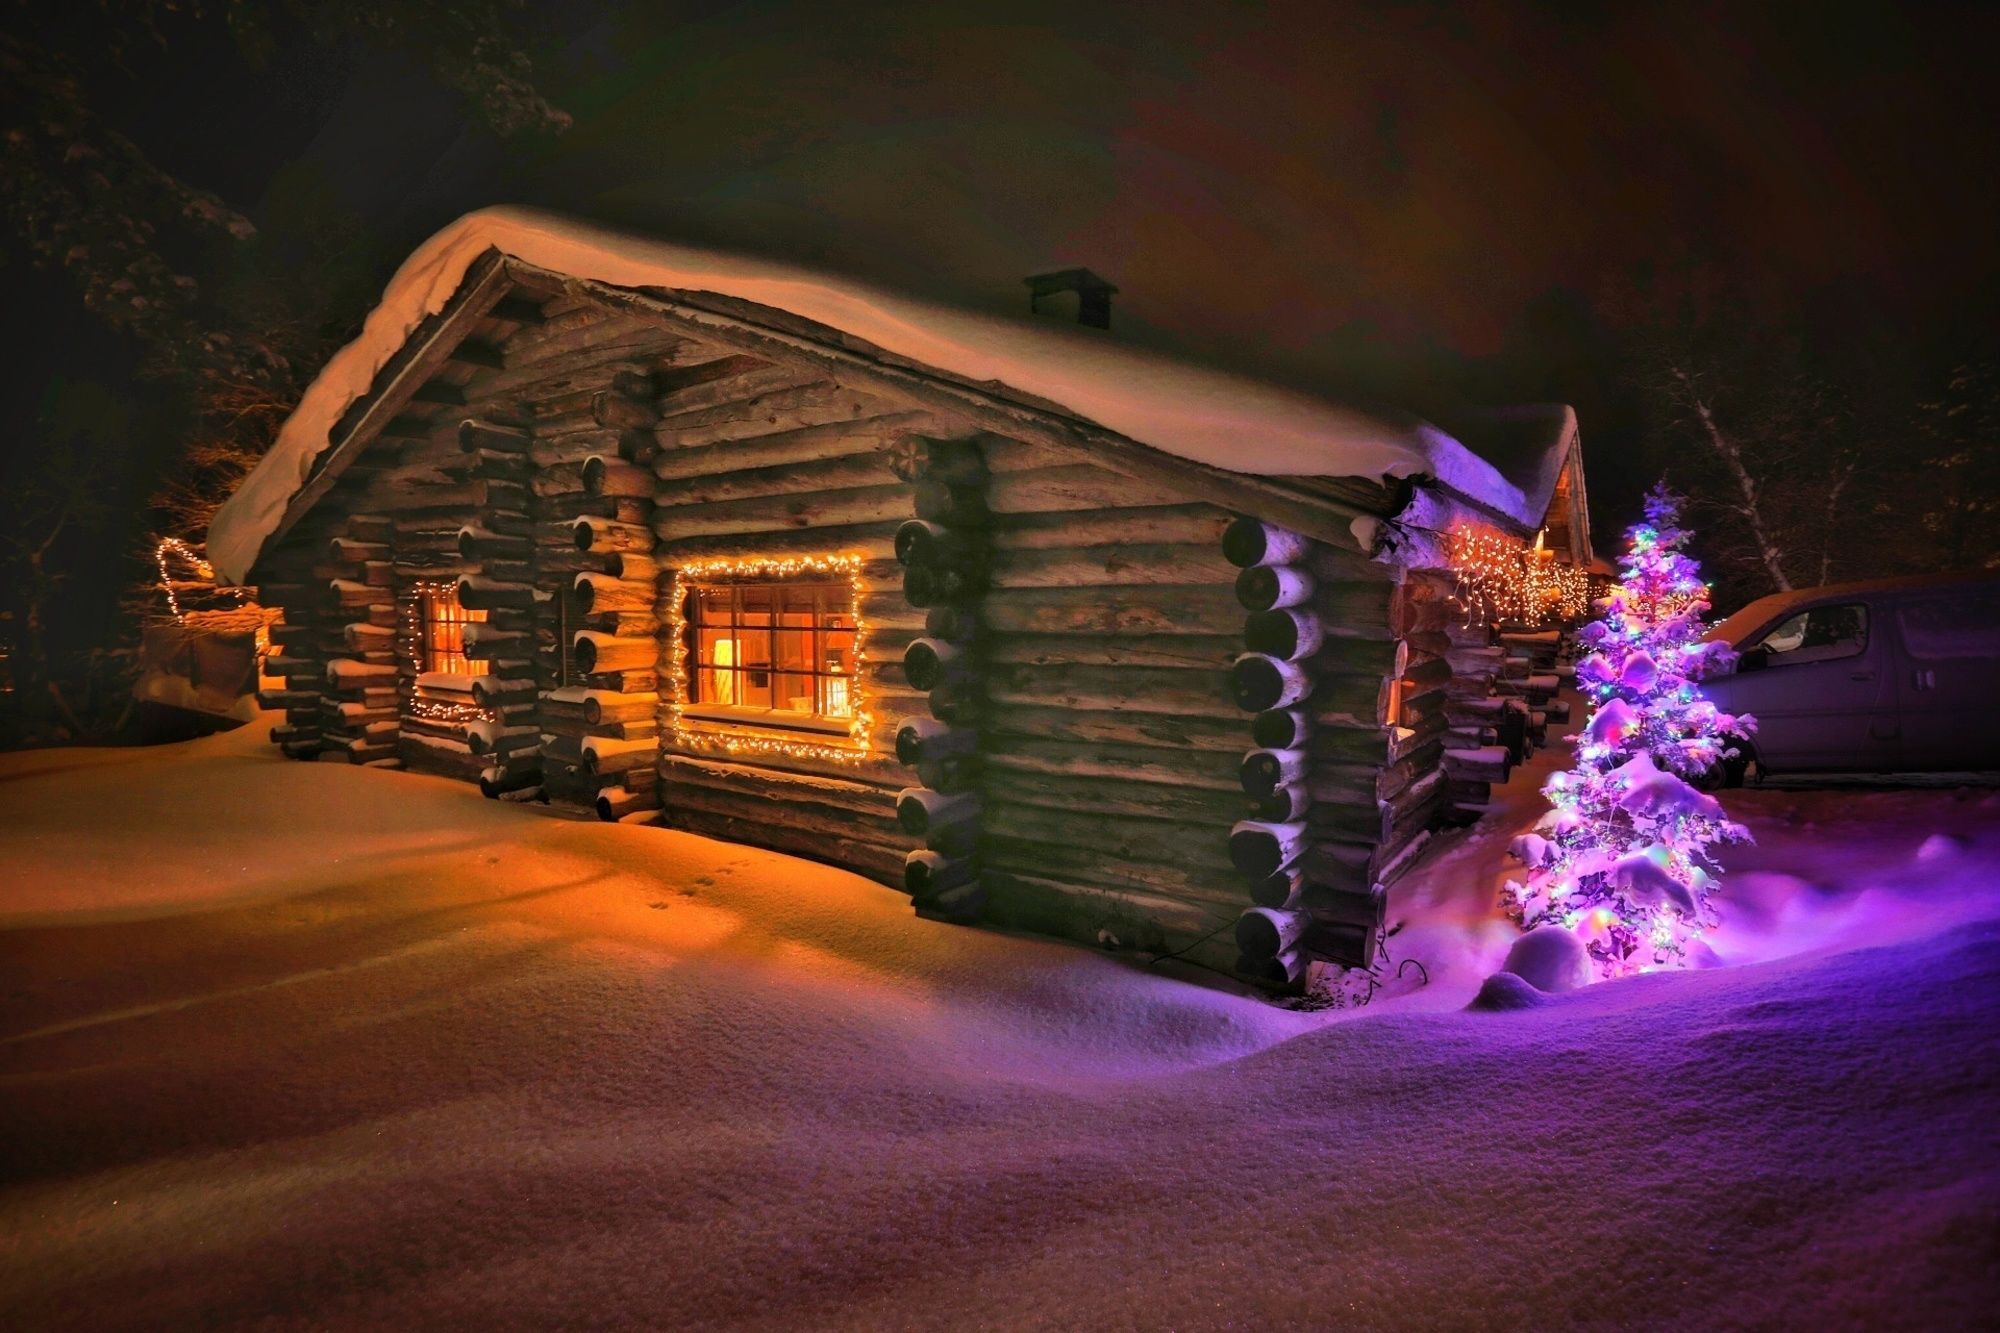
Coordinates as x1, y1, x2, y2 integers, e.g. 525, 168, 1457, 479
665, 553, 872, 764
399, 578, 494, 725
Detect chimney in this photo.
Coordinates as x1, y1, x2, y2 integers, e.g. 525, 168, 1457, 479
1024, 267, 1118, 330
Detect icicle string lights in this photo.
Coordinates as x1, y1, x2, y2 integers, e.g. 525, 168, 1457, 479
1448, 526, 1592, 628
665, 553, 873, 764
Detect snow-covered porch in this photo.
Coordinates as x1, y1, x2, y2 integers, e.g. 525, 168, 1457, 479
2, 724, 1997, 1327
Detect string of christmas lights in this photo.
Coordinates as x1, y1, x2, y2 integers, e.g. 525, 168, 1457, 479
1447, 526, 1593, 628
399, 578, 496, 726
1501, 485, 1754, 978
665, 553, 873, 764
154, 537, 217, 623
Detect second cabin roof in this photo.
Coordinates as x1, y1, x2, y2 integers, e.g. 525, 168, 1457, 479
208, 206, 1550, 583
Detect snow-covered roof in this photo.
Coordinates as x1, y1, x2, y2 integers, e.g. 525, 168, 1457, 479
1442, 405, 1579, 531
208, 206, 1537, 582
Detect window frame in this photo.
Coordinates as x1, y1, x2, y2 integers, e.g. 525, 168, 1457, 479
417, 586, 488, 678
666, 555, 871, 762
1748, 602, 1870, 667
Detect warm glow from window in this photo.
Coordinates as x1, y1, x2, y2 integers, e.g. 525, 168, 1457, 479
421, 589, 488, 676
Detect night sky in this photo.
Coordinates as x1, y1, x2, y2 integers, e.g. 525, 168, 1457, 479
8, 0, 2000, 615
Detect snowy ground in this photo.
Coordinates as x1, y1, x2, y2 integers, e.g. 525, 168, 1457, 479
2, 717, 1997, 1329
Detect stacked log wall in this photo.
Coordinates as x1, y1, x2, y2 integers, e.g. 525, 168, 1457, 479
1222, 519, 1430, 986
963, 437, 1258, 967
643, 350, 935, 886
891, 439, 991, 920
506, 310, 672, 815
251, 285, 547, 770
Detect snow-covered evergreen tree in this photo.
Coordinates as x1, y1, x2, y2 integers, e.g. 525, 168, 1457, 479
1503, 484, 1755, 978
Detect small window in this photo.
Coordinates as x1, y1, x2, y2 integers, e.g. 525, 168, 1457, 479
1898, 592, 2000, 659
421, 588, 488, 677
682, 580, 857, 735
1752, 603, 1868, 666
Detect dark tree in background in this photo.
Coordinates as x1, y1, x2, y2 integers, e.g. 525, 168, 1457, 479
1619, 264, 1999, 608
0, 1, 1993, 746
0, 0, 568, 743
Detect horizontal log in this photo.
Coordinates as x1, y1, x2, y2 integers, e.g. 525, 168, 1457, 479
652, 483, 912, 540
1240, 747, 1307, 798
895, 717, 976, 766
467, 675, 537, 708
328, 537, 390, 564
988, 542, 1237, 589
895, 519, 976, 568
989, 504, 1233, 551
457, 575, 537, 611
1230, 819, 1307, 878
1232, 946, 1305, 988
902, 637, 963, 692
904, 849, 977, 899
582, 454, 655, 499
902, 563, 984, 607
573, 632, 658, 675
649, 411, 927, 480
463, 624, 531, 658
591, 786, 657, 821
657, 805, 906, 888
458, 419, 532, 452
980, 584, 1242, 637
573, 516, 655, 553
572, 571, 656, 614
980, 769, 1240, 827
327, 659, 396, 687
1222, 517, 1310, 568
654, 449, 907, 507
581, 735, 659, 777
896, 787, 979, 853
457, 526, 531, 561
592, 389, 660, 431
983, 464, 1185, 515
1236, 906, 1310, 961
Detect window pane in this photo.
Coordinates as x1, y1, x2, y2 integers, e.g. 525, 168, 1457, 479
681, 577, 858, 729
1759, 604, 1867, 666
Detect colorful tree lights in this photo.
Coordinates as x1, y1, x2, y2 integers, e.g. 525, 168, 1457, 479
1502, 485, 1755, 978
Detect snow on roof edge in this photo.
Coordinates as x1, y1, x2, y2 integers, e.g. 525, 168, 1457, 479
208, 206, 1532, 583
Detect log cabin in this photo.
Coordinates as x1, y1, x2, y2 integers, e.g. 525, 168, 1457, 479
208, 207, 1592, 990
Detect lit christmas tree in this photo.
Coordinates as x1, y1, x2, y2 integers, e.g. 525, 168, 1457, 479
1503, 483, 1755, 978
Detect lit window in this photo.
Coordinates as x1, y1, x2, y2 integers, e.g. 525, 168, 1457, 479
683, 580, 857, 735
421, 588, 489, 677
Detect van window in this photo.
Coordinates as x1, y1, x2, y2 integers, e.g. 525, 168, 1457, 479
1898, 592, 2000, 659
1752, 603, 1868, 665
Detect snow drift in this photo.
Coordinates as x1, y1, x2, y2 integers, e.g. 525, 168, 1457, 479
2, 724, 1997, 1328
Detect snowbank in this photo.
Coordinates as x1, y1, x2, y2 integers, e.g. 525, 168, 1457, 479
2, 725, 1996, 1327
206, 206, 1531, 583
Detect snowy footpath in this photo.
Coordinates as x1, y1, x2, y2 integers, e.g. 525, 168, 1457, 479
2, 722, 1997, 1329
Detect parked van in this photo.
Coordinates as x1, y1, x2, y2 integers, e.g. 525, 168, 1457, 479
1702, 572, 2000, 779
